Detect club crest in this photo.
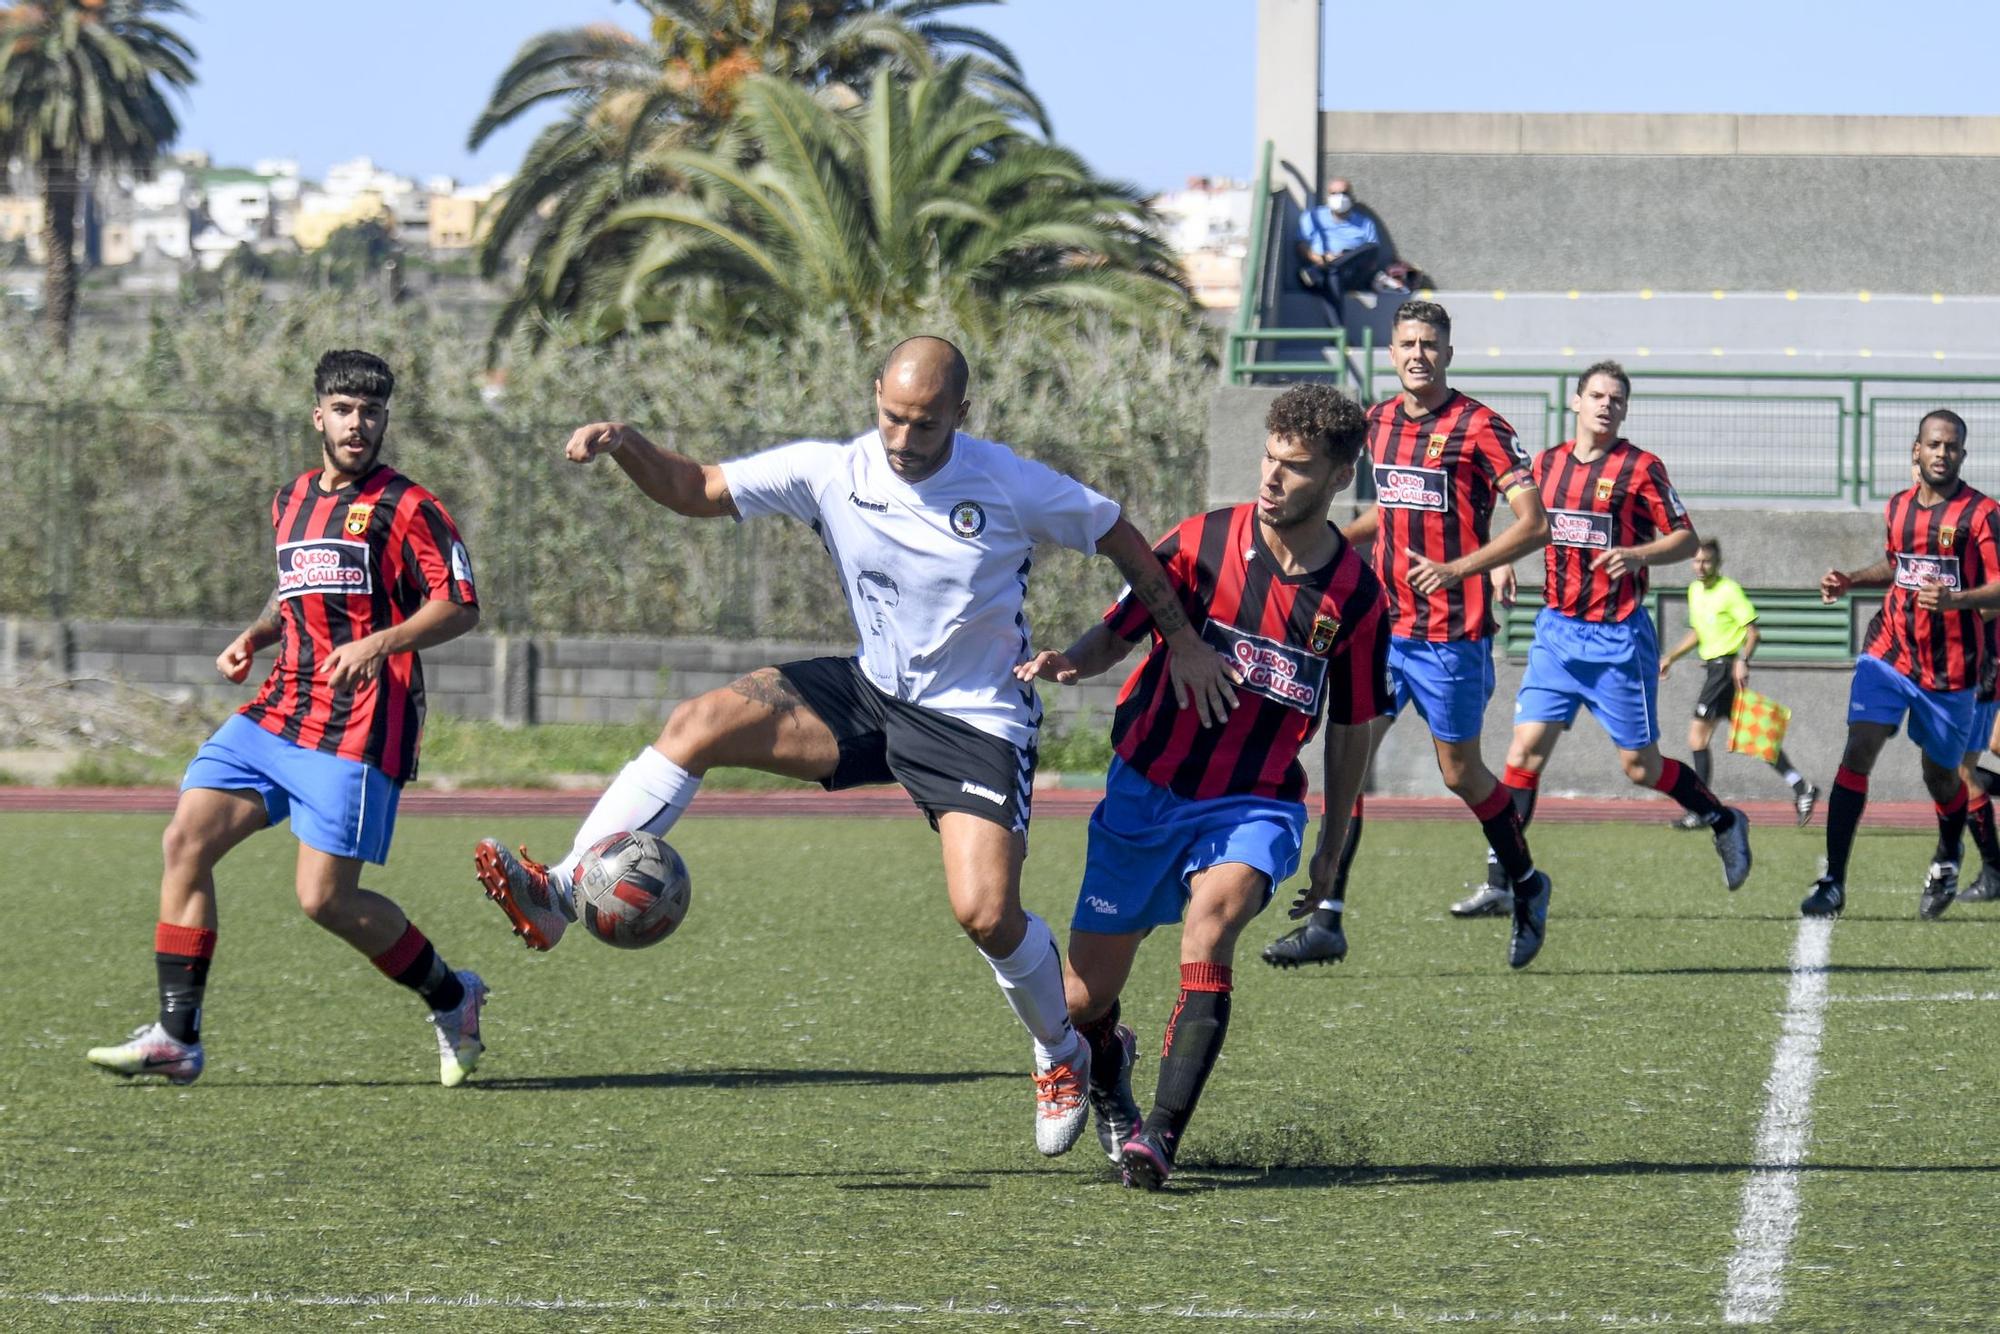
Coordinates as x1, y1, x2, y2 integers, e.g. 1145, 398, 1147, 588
949, 501, 986, 539
1425, 432, 1448, 462
1940, 524, 1957, 553
1594, 477, 1616, 504
343, 502, 374, 537
1309, 613, 1340, 654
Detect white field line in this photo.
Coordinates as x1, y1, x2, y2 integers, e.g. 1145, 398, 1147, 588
0, 1291, 1690, 1324
1722, 915, 1835, 1325
1830, 990, 2000, 1005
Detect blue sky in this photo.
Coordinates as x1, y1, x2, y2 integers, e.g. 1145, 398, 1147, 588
175, 1, 2000, 191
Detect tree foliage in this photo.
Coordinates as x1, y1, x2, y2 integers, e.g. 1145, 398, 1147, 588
0, 0, 195, 351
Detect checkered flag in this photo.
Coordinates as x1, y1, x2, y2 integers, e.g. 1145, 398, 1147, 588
1727, 687, 1791, 763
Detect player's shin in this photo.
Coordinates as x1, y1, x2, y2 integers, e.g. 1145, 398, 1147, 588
1934, 782, 1970, 867
1967, 787, 2000, 868
155, 922, 216, 1045
980, 911, 1079, 1063
555, 748, 703, 886
1484, 767, 1541, 890
1470, 785, 1535, 884
1825, 766, 1870, 883
1313, 796, 1363, 930
370, 923, 466, 1013
1142, 963, 1234, 1159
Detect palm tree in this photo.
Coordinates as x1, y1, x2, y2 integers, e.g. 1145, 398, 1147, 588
578, 62, 1189, 341
0, 0, 195, 352
469, 0, 1041, 350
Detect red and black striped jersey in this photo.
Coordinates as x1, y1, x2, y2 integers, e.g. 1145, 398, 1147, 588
1364, 390, 1534, 643
240, 464, 477, 781
1861, 483, 2000, 693
1535, 438, 1692, 623
1101, 505, 1391, 803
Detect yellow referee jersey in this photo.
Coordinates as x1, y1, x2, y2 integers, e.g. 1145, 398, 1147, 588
1687, 575, 1756, 661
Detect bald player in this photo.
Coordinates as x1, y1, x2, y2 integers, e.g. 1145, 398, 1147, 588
473, 335, 1239, 1158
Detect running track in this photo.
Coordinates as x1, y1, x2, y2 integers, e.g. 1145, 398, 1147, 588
0, 787, 1942, 828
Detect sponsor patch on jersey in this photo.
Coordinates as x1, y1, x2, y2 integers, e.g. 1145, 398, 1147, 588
1425, 432, 1448, 462
949, 501, 987, 538
1373, 463, 1449, 512
1895, 552, 1962, 592
1548, 508, 1615, 550
343, 502, 374, 537
1595, 476, 1617, 503
276, 538, 372, 598
450, 540, 475, 590
1665, 484, 1686, 519
1941, 524, 1957, 553
1201, 621, 1329, 715
1309, 613, 1341, 654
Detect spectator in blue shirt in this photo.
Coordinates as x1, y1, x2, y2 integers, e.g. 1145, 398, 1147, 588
1297, 177, 1408, 321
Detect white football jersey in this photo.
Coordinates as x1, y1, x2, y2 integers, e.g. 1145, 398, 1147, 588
719, 430, 1121, 747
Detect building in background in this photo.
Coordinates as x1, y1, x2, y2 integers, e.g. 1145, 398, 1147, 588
1150, 175, 1251, 310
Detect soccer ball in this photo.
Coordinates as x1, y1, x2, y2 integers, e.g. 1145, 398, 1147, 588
574, 831, 692, 949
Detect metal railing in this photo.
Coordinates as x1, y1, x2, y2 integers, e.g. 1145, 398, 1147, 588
1224, 140, 1368, 396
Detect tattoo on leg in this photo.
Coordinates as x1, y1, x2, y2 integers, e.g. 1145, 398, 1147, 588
728, 670, 803, 716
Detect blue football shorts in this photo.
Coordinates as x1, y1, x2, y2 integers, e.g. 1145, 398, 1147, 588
1847, 653, 1976, 772
182, 713, 401, 864
1514, 607, 1660, 752
1069, 755, 1308, 935
1387, 635, 1495, 744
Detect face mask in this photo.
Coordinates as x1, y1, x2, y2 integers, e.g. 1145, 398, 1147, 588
1326, 192, 1351, 212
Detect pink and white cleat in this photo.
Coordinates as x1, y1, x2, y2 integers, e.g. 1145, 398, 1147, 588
86, 1022, 204, 1085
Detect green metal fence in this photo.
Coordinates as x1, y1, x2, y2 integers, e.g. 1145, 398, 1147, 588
1226, 140, 1368, 396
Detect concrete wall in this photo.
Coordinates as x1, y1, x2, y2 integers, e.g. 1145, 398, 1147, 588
1318, 112, 2000, 293
0, 619, 1127, 741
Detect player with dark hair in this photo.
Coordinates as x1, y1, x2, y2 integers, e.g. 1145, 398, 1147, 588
1262, 298, 1555, 970
1019, 382, 1389, 1188
1659, 537, 1818, 824
87, 350, 487, 1087
1474, 362, 1752, 928
471, 335, 1239, 1155
1807, 408, 2000, 919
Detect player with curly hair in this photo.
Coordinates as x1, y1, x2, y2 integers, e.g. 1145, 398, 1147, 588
1019, 383, 1392, 1188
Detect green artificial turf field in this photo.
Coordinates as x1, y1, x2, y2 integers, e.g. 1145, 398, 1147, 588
4, 808, 1998, 1329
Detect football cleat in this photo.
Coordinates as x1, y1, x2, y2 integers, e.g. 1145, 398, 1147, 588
1119, 1126, 1176, 1191
473, 839, 574, 951
1795, 784, 1820, 828
1508, 871, 1552, 970
1958, 863, 2000, 903
1033, 1042, 1092, 1157
1800, 876, 1845, 918
429, 970, 488, 1088
1261, 919, 1348, 968
1451, 883, 1514, 917
85, 1022, 203, 1085
1714, 809, 1753, 891
1671, 810, 1706, 831
1919, 861, 1960, 921
1090, 1023, 1144, 1164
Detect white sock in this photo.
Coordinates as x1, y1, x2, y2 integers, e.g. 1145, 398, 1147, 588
555, 748, 703, 885
979, 912, 1079, 1065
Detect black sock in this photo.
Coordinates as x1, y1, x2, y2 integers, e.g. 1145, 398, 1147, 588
1143, 966, 1232, 1159
1078, 1000, 1126, 1095
1691, 746, 1712, 787
1969, 797, 2000, 869
1936, 788, 1970, 868
396, 941, 465, 1012
1826, 774, 1868, 884
1473, 788, 1534, 884
1659, 757, 1729, 829
155, 952, 211, 1045
1977, 768, 2000, 799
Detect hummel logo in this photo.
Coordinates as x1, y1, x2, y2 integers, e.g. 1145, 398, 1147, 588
849, 491, 890, 512
1085, 895, 1119, 914
960, 780, 1006, 805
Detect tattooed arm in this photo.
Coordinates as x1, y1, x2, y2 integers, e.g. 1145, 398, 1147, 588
1095, 517, 1240, 727
216, 587, 283, 684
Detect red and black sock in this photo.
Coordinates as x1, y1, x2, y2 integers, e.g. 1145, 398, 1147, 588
1471, 783, 1535, 884
1654, 757, 1732, 830
155, 922, 216, 1045
1141, 963, 1233, 1161
370, 924, 465, 1013
1934, 783, 1970, 867
1826, 766, 1870, 884
1967, 789, 2000, 869
1485, 767, 1541, 889
1077, 999, 1127, 1096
